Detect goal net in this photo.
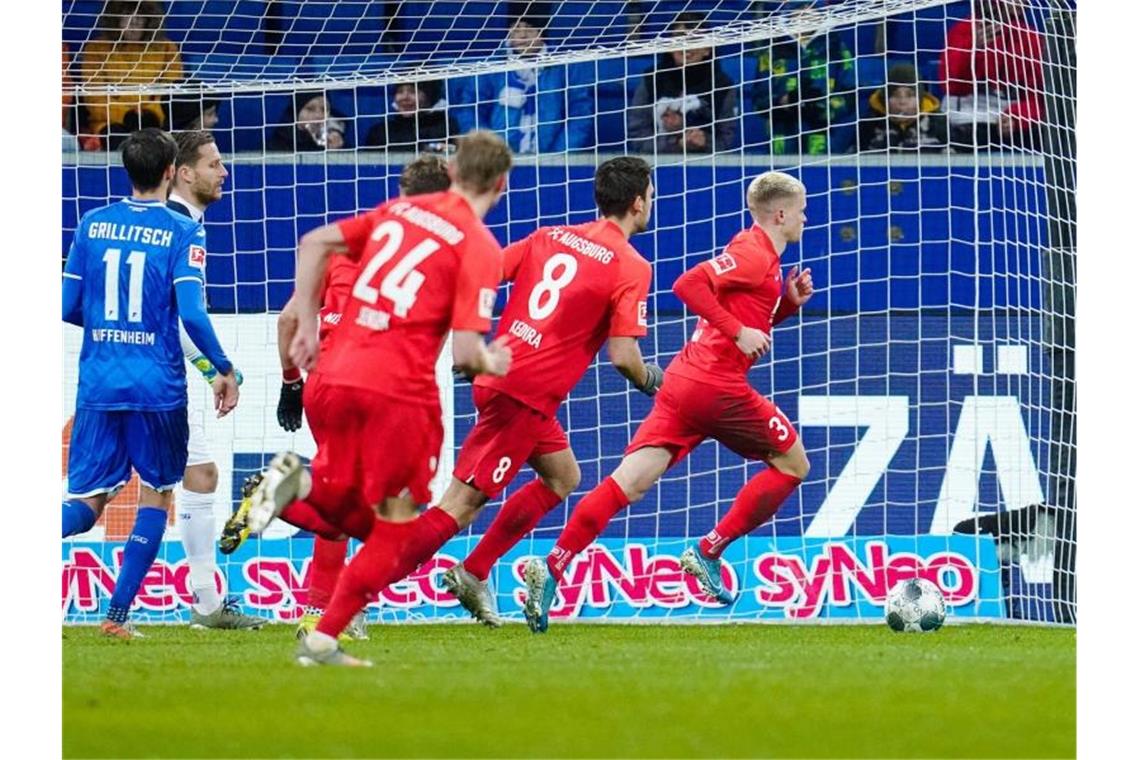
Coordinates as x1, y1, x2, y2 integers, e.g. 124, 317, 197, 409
61, 0, 1076, 626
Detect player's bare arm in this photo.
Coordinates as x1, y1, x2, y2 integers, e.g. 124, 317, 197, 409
275, 296, 306, 431
277, 296, 300, 372
607, 337, 662, 395
453, 331, 512, 377
288, 223, 348, 369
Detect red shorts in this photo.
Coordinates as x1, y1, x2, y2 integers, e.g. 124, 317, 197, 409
626, 372, 797, 466
304, 373, 442, 520
452, 386, 570, 498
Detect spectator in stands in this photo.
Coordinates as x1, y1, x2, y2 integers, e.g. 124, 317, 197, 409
63, 43, 78, 153
269, 92, 348, 152
169, 91, 221, 132
628, 12, 738, 154
939, 0, 1044, 150
77, 1, 183, 150
451, 15, 594, 153
753, 1, 856, 155
364, 80, 458, 152
859, 64, 948, 153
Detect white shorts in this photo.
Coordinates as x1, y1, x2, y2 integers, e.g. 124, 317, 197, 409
186, 378, 214, 468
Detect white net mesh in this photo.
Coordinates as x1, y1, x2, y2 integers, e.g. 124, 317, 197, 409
62, 0, 1076, 626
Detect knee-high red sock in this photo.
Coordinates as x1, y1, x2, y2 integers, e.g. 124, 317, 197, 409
699, 468, 802, 560
280, 499, 344, 540
306, 536, 348, 610
546, 477, 629, 583
464, 480, 563, 581
316, 508, 459, 638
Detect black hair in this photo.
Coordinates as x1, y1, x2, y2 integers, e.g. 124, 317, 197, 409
121, 127, 177, 192
594, 156, 652, 218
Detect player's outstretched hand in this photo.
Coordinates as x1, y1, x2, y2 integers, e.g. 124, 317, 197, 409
784, 266, 814, 306
483, 335, 512, 377
289, 324, 320, 371
735, 326, 771, 360
277, 378, 305, 432
213, 372, 240, 418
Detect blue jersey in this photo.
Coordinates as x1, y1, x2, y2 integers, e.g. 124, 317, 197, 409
64, 198, 208, 411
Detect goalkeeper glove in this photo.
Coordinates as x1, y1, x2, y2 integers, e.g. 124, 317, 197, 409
277, 372, 305, 432
633, 363, 664, 396
189, 354, 243, 386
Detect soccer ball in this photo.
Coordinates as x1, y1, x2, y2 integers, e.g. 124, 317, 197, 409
885, 578, 946, 632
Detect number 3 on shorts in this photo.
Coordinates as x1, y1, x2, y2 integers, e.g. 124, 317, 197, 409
768, 414, 790, 443
491, 456, 513, 484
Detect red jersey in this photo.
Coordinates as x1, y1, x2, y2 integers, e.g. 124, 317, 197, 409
317, 256, 358, 343
668, 225, 798, 390
316, 191, 503, 405
476, 220, 651, 416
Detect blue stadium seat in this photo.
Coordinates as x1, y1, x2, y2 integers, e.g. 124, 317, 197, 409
741, 113, 770, 154
62, 0, 103, 47
398, 2, 507, 60
547, 2, 627, 49
182, 53, 301, 82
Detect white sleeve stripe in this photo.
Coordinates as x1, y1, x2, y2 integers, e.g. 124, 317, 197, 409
173, 276, 203, 285
62, 273, 82, 280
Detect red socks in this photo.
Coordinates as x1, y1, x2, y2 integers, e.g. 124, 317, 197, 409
546, 476, 629, 583
464, 480, 564, 581
306, 536, 348, 610
699, 467, 802, 560
316, 507, 459, 638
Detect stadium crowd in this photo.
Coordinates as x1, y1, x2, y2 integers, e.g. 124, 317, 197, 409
63, 0, 1045, 155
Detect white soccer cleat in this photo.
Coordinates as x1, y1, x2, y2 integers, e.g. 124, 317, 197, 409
246, 452, 311, 535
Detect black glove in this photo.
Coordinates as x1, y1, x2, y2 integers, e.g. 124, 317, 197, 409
633, 363, 664, 396
277, 379, 305, 432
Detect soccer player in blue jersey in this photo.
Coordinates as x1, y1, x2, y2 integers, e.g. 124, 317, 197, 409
61, 128, 240, 640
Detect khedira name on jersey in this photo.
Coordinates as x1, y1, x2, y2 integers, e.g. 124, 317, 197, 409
508, 318, 542, 348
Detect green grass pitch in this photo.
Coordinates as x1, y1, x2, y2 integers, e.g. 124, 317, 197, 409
63, 623, 1074, 758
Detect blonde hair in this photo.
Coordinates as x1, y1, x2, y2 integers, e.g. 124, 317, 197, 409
747, 171, 805, 215
452, 130, 513, 194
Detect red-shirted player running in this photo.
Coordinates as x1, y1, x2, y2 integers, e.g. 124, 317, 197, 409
216, 155, 453, 644
243, 132, 514, 666
439, 157, 660, 627
523, 170, 815, 633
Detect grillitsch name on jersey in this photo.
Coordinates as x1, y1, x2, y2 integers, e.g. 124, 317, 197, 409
86, 222, 175, 248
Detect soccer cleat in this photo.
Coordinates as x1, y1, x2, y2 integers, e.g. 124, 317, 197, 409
522, 558, 556, 634
442, 564, 502, 628
246, 452, 311, 535
680, 545, 737, 605
189, 596, 265, 630
100, 620, 144, 640
218, 473, 262, 555
295, 610, 367, 642
295, 637, 372, 668
344, 611, 370, 641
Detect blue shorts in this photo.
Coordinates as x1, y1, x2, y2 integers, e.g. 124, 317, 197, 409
67, 408, 190, 497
